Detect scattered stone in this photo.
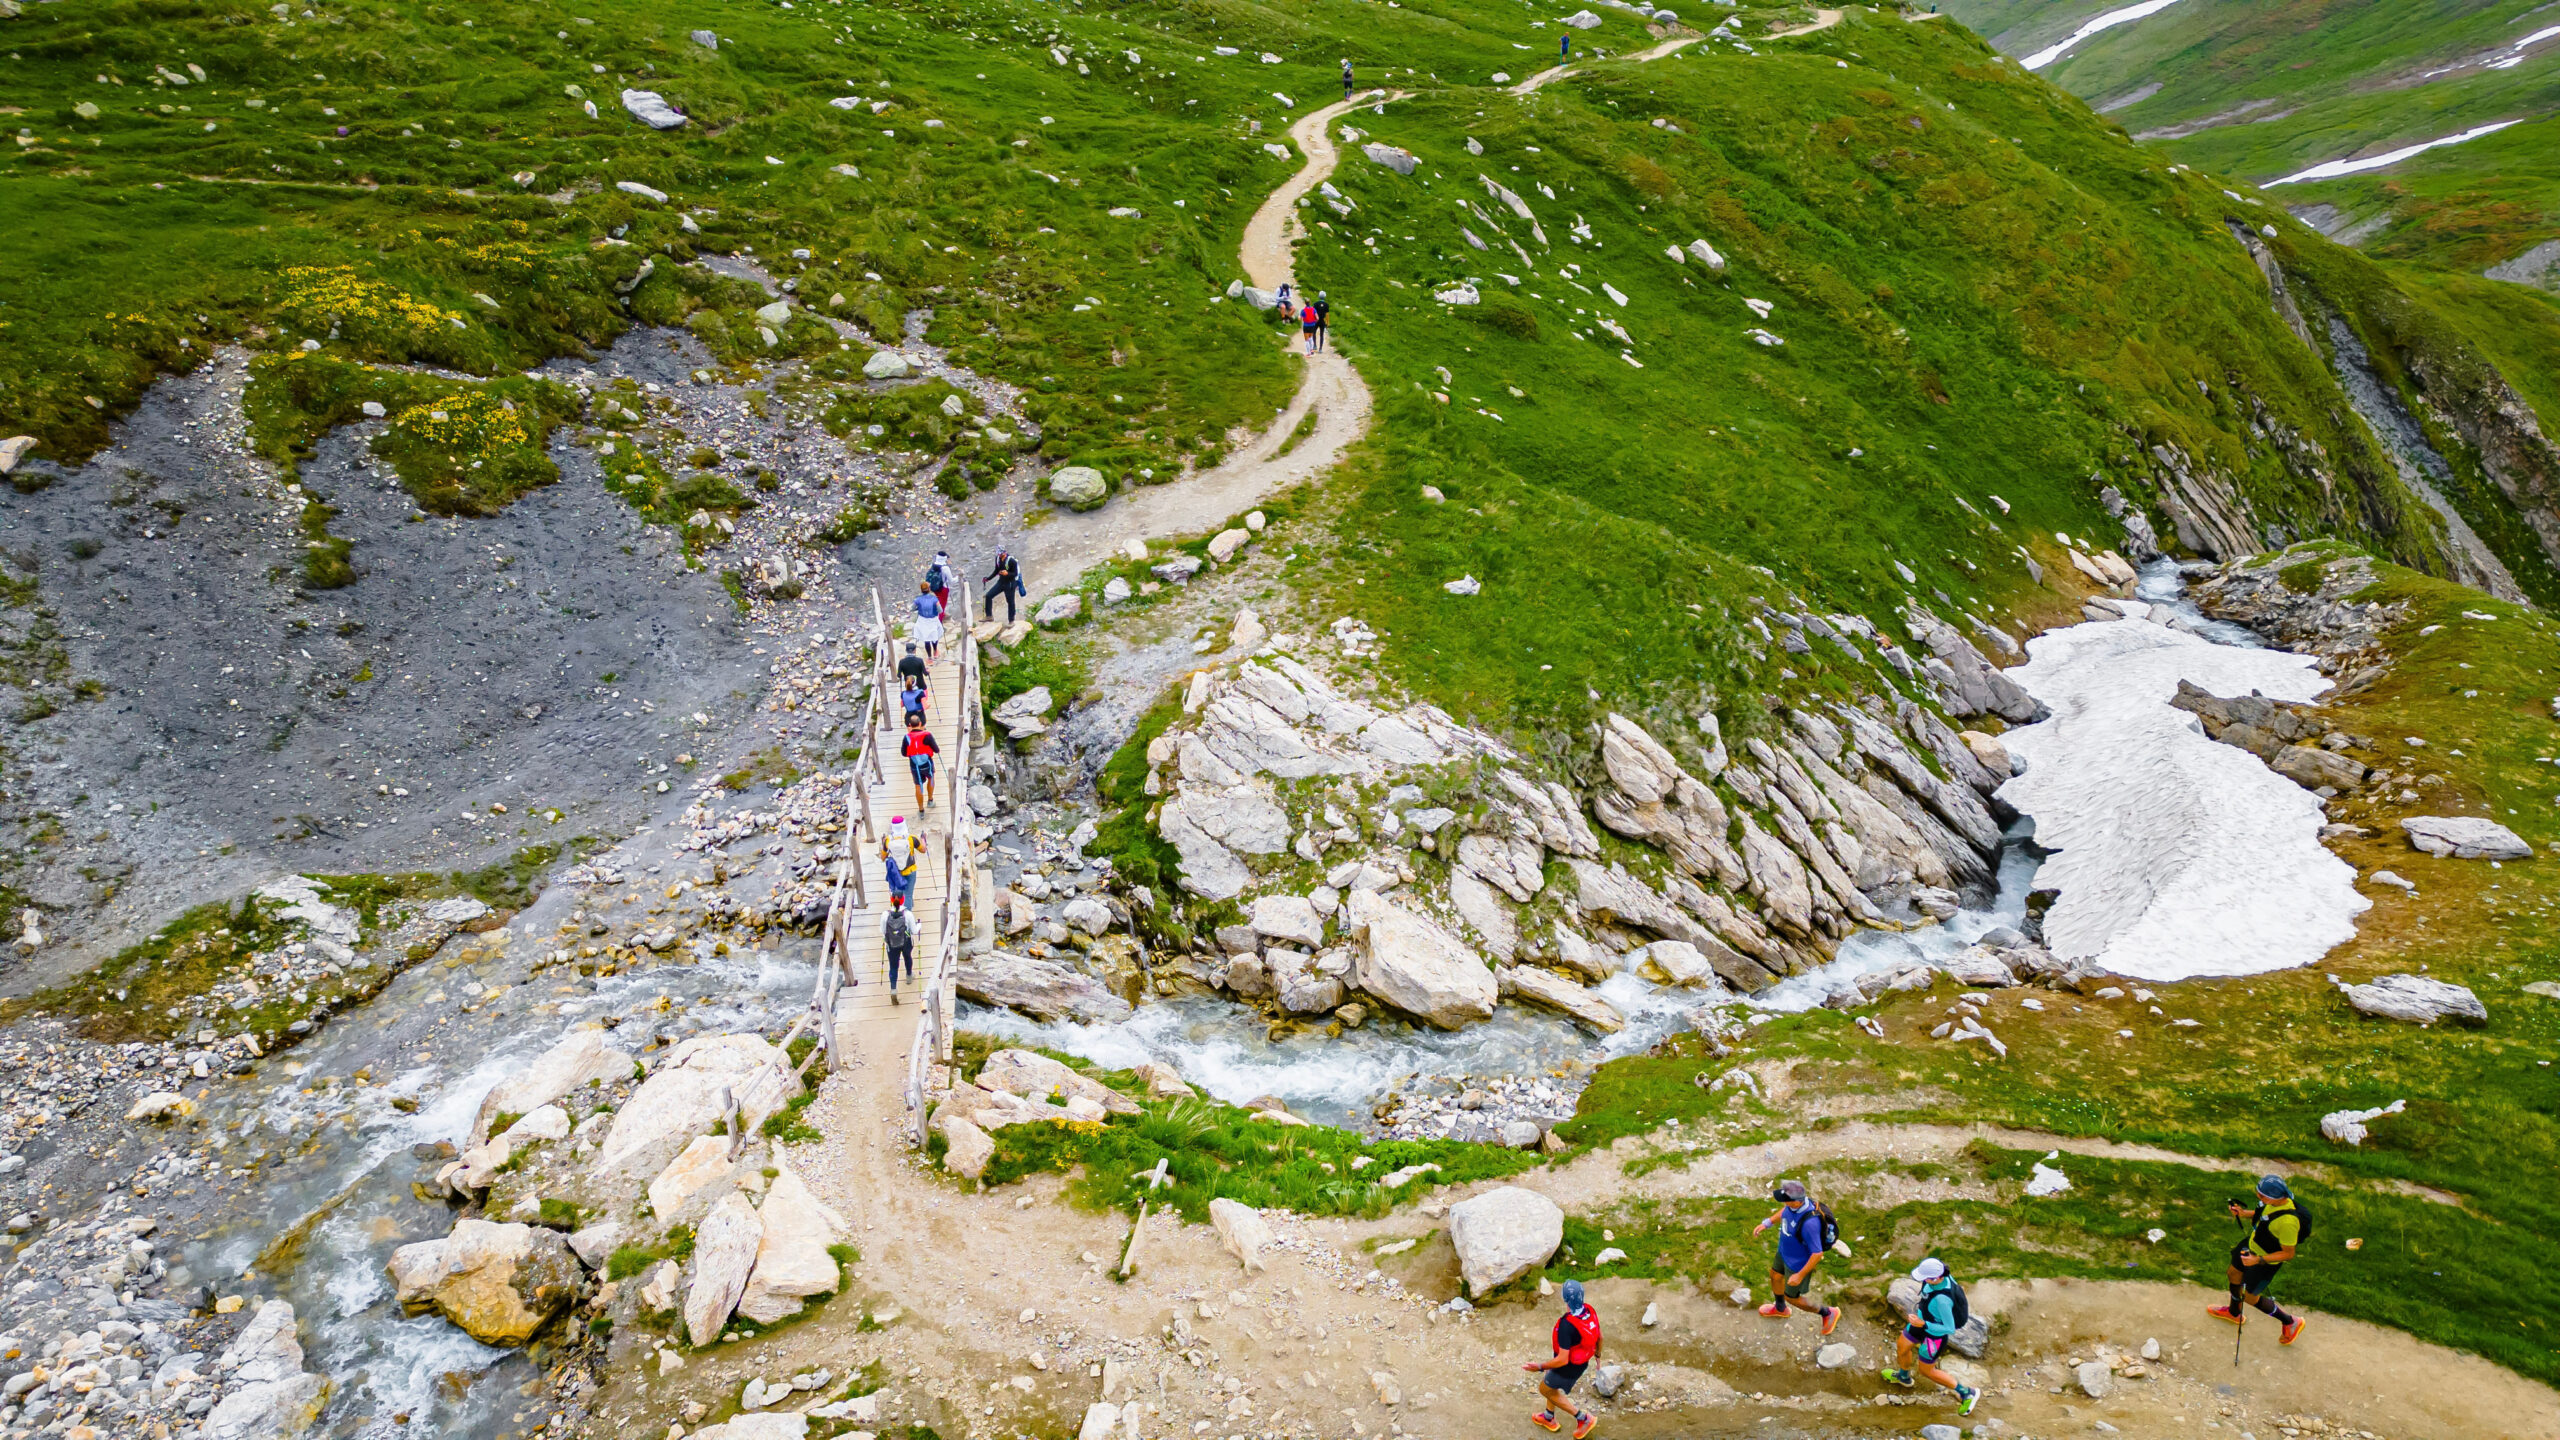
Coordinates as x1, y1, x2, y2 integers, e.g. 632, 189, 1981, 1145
2075, 1359, 2113, 1398
1815, 1342, 1857, 1369
2341, 973, 2486, 1025
1207, 528, 1252, 563
862, 350, 914, 380
1210, 1198, 1274, 1273
1036, 592, 1084, 626
1362, 143, 1419, 175
620, 88, 688, 128
2400, 816, 2531, 860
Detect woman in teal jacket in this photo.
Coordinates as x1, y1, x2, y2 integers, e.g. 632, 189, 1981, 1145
1882, 1259, 1981, 1416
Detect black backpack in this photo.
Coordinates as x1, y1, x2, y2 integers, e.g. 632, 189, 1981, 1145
885, 908, 913, 946
1940, 1277, 1969, 1330
1813, 1200, 1841, 1251
2257, 1198, 2311, 1249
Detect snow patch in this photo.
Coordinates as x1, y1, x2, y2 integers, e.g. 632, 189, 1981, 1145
2266, 121, 2522, 186
1996, 617, 2367, 981
2022, 0, 2186, 71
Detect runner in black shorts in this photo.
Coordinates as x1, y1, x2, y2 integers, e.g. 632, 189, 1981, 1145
1520, 1280, 1601, 1438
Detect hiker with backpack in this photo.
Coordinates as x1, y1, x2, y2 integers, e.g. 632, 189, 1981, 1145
901, 710, 940, 812
882, 892, 916, 1000
901, 669, 930, 726
1519, 1278, 1600, 1437
1882, 1259, 1982, 1415
1299, 300, 1320, 354
2209, 1175, 2308, 1344
1752, 1179, 1841, 1334
912, 580, 946, 662
982, 548, 1026, 625
927, 551, 955, 614
881, 813, 926, 904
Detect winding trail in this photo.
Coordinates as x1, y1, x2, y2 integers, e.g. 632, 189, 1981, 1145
1018, 92, 1401, 594
1508, 33, 1701, 96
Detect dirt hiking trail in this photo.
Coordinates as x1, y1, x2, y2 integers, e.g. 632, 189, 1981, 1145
1510, 34, 1702, 96
1019, 91, 1399, 595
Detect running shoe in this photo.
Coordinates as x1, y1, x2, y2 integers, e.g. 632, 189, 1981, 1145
2205, 1304, 2245, 1326
1818, 1306, 1839, 1336
1756, 1302, 1792, 1319
2280, 1317, 2306, 1346
1879, 1369, 1915, 1389
1530, 1412, 1562, 1433
1956, 1385, 1980, 1416
1572, 1414, 1597, 1439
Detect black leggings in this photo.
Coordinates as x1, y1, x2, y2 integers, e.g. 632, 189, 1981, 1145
988, 583, 1016, 623
886, 938, 913, 987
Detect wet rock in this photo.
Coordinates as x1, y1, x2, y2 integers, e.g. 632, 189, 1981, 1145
2341, 973, 2485, 1025
1500, 965, 1624, 1033
685, 1193, 763, 1347
977, 1049, 1139, 1115
387, 1219, 588, 1347
955, 951, 1133, 1024
1448, 1186, 1563, 1296
473, 1025, 631, 1145
1344, 889, 1498, 1030
737, 1168, 848, 1324
2400, 816, 2530, 860
200, 1300, 328, 1440
1210, 1198, 1273, 1273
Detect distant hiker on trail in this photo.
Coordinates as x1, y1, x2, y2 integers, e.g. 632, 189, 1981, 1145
2210, 1175, 2307, 1344
1882, 1258, 1982, 1415
1313, 292, 1331, 352
912, 580, 945, 662
1300, 301, 1320, 353
882, 892, 915, 1000
1561, 31, 1572, 59
1341, 57, 1355, 101
899, 640, 930, 694
1519, 1279, 1600, 1437
902, 710, 940, 811
927, 550, 955, 613
983, 549, 1026, 624
881, 814, 925, 903
1752, 1179, 1841, 1333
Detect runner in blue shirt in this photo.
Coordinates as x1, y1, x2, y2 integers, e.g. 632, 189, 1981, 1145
1751, 1179, 1840, 1333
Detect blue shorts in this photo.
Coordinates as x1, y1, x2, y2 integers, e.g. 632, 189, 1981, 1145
909, 754, 935, 784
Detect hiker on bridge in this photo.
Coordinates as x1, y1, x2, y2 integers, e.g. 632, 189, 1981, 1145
881, 814, 927, 904
901, 710, 941, 812
883, 892, 915, 1002
912, 580, 946, 662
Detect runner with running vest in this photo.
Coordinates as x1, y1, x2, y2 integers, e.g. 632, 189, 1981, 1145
1881, 1258, 1981, 1415
901, 710, 940, 811
1520, 1279, 1601, 1437
2210, 1175, 2308, 1344
1753, 1179, 1841, 1333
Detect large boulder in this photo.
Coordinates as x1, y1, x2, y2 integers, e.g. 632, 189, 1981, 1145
1048, 465, 1109, 511
1344, 890, 1498, 1030
685, 1193, 763, 1347
862, 349, 913, 379
595, 1034, 798, 1175
1447, 1187, 1563, 1296
1268, 948, 1348, 1014
955, 952, 1133, 1024
472, 1026, 632, 1145
976, 1048, 1140, 1115
1885, 1276, 1991, 1357
1501, 965, 1624, 1033
2399, 816, 2531, 860
200, 1300, 328, 1440
1448, 870, 1518, 961
387, 1220, 589, 1346
1362, 143, 1419, 175
938, 1111, 995, 1179
1037, 592, 1084, 626
648, 1135, 736, 1222
2342, 973, 2487, 1026
1209, 1198, 1274, 1272
736, 1168, 849, 1324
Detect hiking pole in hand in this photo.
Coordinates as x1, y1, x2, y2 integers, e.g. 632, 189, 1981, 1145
2229, 1198, 2250, 1369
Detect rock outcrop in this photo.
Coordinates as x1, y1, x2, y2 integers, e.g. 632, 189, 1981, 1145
200, 1301, 329, 1440
736, 1168, 848, 1324
976, 1048, 1141, 1115
595, 1033, 798, 1175
685, 1193, 764, 1347
1344, 889, 1497, 1029
471, 1026, 632, 1146
2341, 973, 2486, 1025
954, 951, 1133, 1023
2400, 816, 2532, 860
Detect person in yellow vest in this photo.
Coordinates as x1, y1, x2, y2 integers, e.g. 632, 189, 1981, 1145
2208, 1174, 2307, 1344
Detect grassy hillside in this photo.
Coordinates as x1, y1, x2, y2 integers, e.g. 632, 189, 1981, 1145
1937, 0, 2560, 273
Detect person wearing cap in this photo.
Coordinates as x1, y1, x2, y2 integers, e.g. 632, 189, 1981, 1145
982, 548, 1025, 624
881, 814, 926, 904
1882, 1258, 1981, 1415
2210, 1175, 2306, 1343
899, 640, 930, 692
1518, 1278, 1601, 1437
1750, 1179, 1840, 1334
